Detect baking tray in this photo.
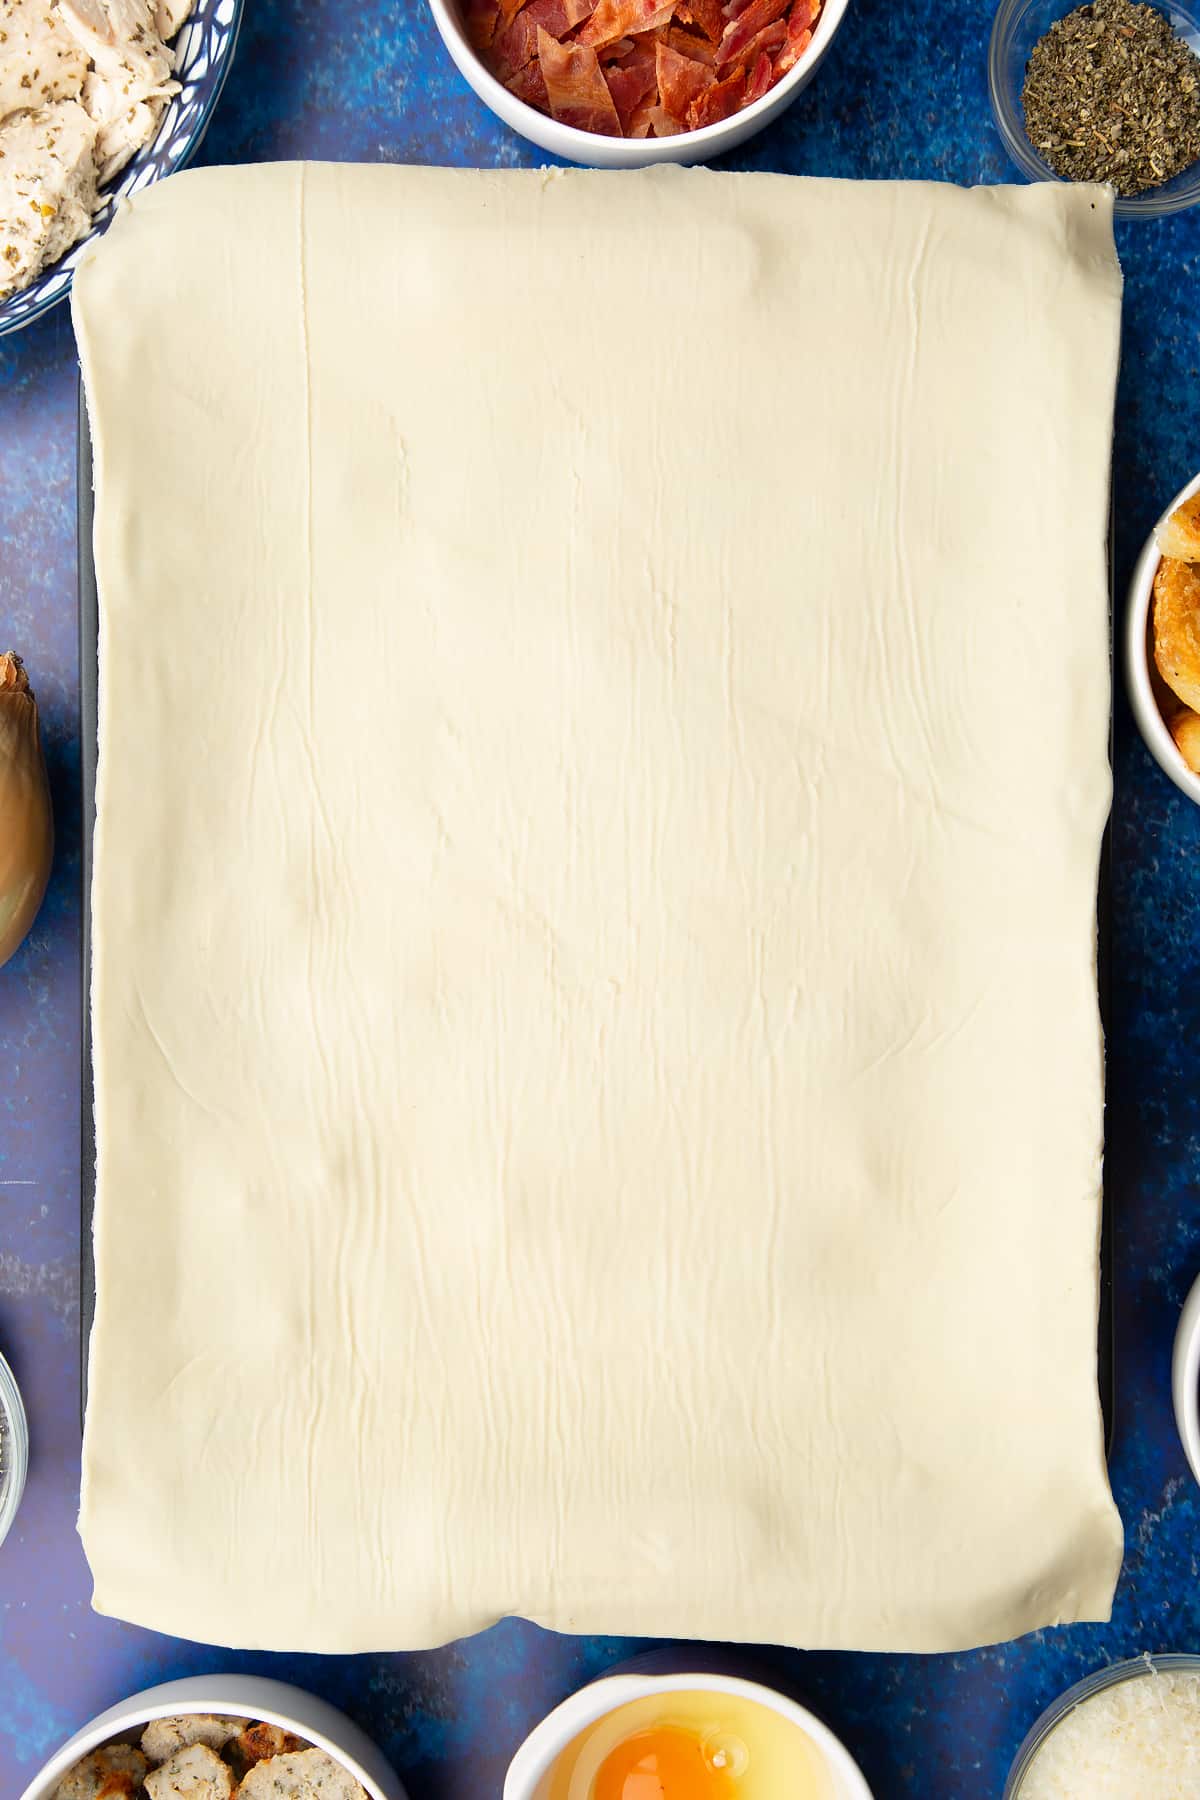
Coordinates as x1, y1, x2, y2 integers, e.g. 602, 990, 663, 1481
79, 382, 98, 1425
76, 384, 1116, 1443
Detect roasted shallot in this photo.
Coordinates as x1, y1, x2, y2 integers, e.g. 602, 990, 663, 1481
0, 653, 53, 971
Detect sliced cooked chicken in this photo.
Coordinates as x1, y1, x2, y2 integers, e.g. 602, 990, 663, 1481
52, 1744, 148, 1800
0, 97, 97, 296
58, 0, 172, 90
236, 1748, 369, 1800
152, 0, 191, 43
143, 1742, 235, 1800
0, 0, 89, 124
81, 65, 165, 179
0, 0, 192, 293
141, 1717, 247, 1763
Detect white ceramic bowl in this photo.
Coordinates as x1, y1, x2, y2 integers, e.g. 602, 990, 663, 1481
18, 1676, 408, 1800
1125, 469, 1200, 804
427, 0, 851, 167
1173, 1269, 1200, 1489
0, 1349, 28, 1552
504, 1667, 873, 1798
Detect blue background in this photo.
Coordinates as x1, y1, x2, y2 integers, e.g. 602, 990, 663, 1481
2, 0, 1199, 1793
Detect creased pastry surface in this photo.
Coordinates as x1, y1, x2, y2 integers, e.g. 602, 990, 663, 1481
75, 163, 1123, 1653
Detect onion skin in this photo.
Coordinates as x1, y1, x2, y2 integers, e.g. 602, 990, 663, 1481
0, 653, 53, 971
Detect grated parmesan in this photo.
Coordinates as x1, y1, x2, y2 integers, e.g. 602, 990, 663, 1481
1019, 1665, 1200, 1799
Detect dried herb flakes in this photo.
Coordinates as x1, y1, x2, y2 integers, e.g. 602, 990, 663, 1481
1022, 0, 1200, 196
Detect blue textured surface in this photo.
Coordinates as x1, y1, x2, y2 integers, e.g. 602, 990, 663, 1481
1, 0, 1199, 1794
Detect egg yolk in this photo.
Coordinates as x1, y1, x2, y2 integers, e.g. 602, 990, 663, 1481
592, 1726, 739, 1800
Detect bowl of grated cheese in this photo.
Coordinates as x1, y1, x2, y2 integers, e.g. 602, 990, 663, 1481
1004, 1654, 1200, 1798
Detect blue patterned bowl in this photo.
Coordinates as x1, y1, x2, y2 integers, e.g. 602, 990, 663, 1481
0, 0, 243, 337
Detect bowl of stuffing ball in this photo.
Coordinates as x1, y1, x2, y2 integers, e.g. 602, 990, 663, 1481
18, 1676, 408, 1800
427, 0, 852, 166
1126, 472, 1200, 802
989, 0, 1200, 218
0, 0, 243, 335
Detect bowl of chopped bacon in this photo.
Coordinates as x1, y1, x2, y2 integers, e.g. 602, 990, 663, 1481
428, 0, 850, 164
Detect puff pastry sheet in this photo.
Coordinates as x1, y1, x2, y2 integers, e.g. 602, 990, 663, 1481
75, 164, 1123, 1653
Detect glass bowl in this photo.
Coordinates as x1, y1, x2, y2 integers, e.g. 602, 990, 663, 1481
989, 0, 1200, 218
1004, 1653, 1200, 1796
0, 1350, 28, 1552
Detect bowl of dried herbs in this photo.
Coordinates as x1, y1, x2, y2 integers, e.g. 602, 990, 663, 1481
990, 0, 1200, 216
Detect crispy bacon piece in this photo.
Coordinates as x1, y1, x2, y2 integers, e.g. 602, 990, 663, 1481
506, 58, 550, 108
628, 94, 657, 133
488, 14, 534, 76
686, 61, 745, 124
655, 37, 715, 123
478, 0, 823, 136
715, 0, 788, 67
774, 0, 816, 73
744, 46, 772, 101
578, 0, 674, 48
730, 16, 785, 67
537, 24, 624, 131
644, 101, 683, 133
465, 0, 500, 49
602, 36, 657, 129
488, 0, 572, 77
675, 0, 724, 38
773, 23, 810, 72
661, 23, 717, 63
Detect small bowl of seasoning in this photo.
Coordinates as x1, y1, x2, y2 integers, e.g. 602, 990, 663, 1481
989, 0, 1200, 217
1004, 1654, 1200, 1795
0, 1349, 28, 1550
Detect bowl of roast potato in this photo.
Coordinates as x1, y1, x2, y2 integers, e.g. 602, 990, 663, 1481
18, 1676, 407, 1800
1127, 473, 1200, 803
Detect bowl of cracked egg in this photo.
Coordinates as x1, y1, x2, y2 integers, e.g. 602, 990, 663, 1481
504, 1665, 874, 1800
989, 0, 1200, 218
